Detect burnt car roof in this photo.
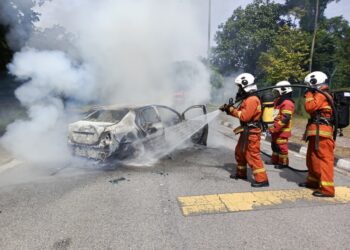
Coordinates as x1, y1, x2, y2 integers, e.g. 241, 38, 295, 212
88, 104, 175, 112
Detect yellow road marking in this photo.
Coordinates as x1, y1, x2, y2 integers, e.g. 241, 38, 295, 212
178, 186, 350, 216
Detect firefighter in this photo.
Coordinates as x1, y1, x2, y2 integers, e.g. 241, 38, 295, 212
220, 73, 269, 187
268, 81, 295, 169
300, 71, 335, 197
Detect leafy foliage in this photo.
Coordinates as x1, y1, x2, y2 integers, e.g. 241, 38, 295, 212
258, 25, 310, 84
313, 17, 350, 88
0, 25, 12, 71
211, 0, 349, 88
285, 0, 339, 31
211, 0, 284, 75
0, 0, 39, 71
210, 69, 223, 89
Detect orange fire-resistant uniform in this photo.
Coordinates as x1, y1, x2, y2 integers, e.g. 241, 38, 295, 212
230, 96, 269, 183
269, 96, 295, 166
304, 85, 335, 196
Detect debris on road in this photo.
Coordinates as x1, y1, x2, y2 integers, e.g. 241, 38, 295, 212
152, 171, 169, 176
52, 238, 72, 250
109, 177, 128, 185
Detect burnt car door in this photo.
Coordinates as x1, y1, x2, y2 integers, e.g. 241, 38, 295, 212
154, 105, 183, 142
137, 106, 165, 142
181, 105, 208, 146
155, 105, 182, 127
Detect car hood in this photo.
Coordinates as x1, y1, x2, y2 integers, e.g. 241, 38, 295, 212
68, 121, 115, 145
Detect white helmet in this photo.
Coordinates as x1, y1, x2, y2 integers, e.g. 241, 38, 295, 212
234, 73, 257, 92
304, 71, 328, 88
273, 81, 293, 96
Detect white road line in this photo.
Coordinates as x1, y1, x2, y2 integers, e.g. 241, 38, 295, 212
293, 152, 306, 159
0, 159, 22, 174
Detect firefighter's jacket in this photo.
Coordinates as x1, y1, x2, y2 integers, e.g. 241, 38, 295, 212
230, 95, 262, 134
304, 85, 333, 139
270, 97, 295, 138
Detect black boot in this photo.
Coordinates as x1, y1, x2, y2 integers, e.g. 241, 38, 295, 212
298, 182, 308, 188
251, 181, 269, 188
298, 182, 317, 189
312, 191, 334, 198
230, 174, 247, 180
274, 165, 287, 169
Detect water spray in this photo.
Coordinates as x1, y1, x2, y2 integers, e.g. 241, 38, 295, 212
124, 110, 221, 166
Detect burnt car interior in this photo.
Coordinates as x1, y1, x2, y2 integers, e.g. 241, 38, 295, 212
138, 107, 164, 135
85, 109, 129, 123
136, 105, 208, 146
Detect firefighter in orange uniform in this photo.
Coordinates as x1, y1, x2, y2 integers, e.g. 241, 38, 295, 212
300, 71, 335, 197
220, 73, 269, 187
268, 81, 295, 169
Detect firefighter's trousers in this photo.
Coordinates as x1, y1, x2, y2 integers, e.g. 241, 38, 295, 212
271, 135, 289, 166
306, 136, 335, 196
235, 132, 268, 182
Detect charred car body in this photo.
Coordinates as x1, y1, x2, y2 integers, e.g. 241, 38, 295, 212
68, 105, 208, 161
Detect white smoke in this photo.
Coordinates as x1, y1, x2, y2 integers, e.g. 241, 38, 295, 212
1, 0, 212, 163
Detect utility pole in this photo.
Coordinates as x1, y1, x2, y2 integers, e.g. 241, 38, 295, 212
309, 0, 320, 72
207, 0, 211, 59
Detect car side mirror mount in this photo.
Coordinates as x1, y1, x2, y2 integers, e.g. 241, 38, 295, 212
145, 122, 157, 134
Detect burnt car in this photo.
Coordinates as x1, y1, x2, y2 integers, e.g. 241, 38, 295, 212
68, 104, 208, 161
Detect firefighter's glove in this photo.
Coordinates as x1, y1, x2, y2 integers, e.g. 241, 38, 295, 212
226, 103, 235, 115
219, 104, 228, 112
268, 126, 276, 134
219, 103, 234, 115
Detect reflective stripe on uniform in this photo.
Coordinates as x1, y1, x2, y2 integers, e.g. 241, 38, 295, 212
278, 154, 288, 158
276, 138, 287, 144
323, 106, 332, 110
307, 130, 333, 138
321, 181, 334, 187
282, 110, 293, 115
257, 105, 261, 111
305, 98, 314, 102
253, 168, 266, 174
237, 165, 247, 170
280, 127, 291, 132
278, 121, 285, 126
237, 111, 242, 118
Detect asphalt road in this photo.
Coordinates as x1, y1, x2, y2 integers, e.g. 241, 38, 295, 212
0, 114, 350, 249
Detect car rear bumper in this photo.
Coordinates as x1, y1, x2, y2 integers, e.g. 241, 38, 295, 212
69, 143, 110, 161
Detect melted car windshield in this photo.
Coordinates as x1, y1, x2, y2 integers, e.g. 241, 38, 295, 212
85, 109, 129, 123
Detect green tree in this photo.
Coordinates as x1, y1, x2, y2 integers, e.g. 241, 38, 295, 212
0, 25, 12, 71
258, 25, 310, 84
285, 0, 339, 31
332, 31, 350, 88
210, 69, 223, 89
0, 0, 39, 71
309, 17, 350, 88
211, 0, 284, 75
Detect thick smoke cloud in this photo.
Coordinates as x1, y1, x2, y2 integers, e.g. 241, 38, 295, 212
1, 0, 212, 163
